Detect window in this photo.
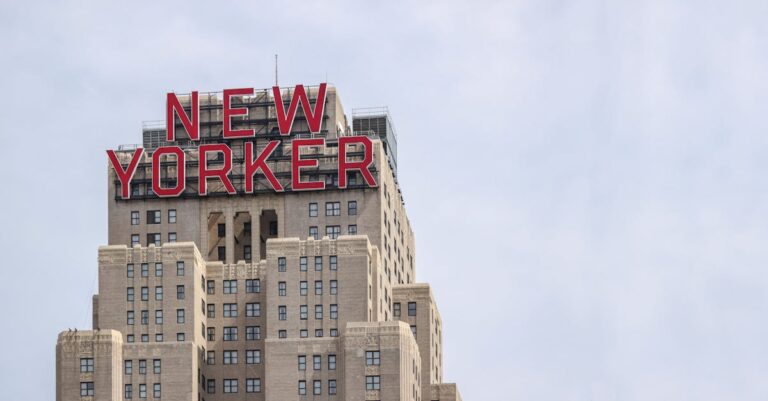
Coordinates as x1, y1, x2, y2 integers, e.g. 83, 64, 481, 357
393, 302, 401, 317
348, 224, 357, 235
168, 232, 177, 242
279, 330, 287, 338
326, 225, 341, 239
223, 303, 237, 317
278, 306, 287, 320
223, 327, 237, 341
127, 334, 134, 343
315, 304, 323, 319
246, 303, 260, 317
309, 202, 318, 217
300, 257, 308, 271
246, 378, 261, 393
207, 304, 215, 318
348, 200, 357, 215
155, 263, 163, 277
330, 280, 338, 295
366, 351, 380, 366
177, 332, 185, 341
218, 223, 226, 238
328, 354, 336, 370
325, 202, 340, 216
224, 379, 238, 394
153, 359, 161, 374
207, 280, 215, 294
330, 255, 337, 270
315, 256, 322, 271
330, 304, 338, 319
147, 210, 161, 224
329, 379, 337, 395
147, 233, 161, 246
218, 246, 226, 261
300, 305, 308, 320
298, 355, 306, 370
80, 358, 94, 373
155, 333, 163, 342
410, 325, 417, 339
141, 334, 149, 342
313, 380, 322, 395
278, 257, 286, 272
365, 375, 381, 390
155, 310, 163, 324
278, 282, 286, 296
223, 350, 238, 365
127, 287, 134, 302
141, 263, 149, 277
298, 380, 307, 395
167, 209, 176, 224
246, 279, 260, 293
131, 234, 140, 247
131, 211, 140, 225
139, 383, 147, 399
125, 384, 133, 399
315, 280, 323, 295
330, 328, 339, 337
408, 302, 417, 316
207, 351, 215, 365
176, 285, 185, 300
141, 310, 148, 325
176, 309, 185, 324
127, 311, 135, 325
244, 245, 251, 260
141, 287, 148, 301
139, 359, 147, 374
244, 222, 251, 235
176, 261, 185, 276
246, 350, 261, 364
309, 226, 318, 240
300, 329, 308, 338
153, 383, 161, 398
315, 329, 323, 337
313, 355, 321, 370
300, 281, 308, 296
127, 264, 134, 278
80, 382, 94, 396
246, 326, 261, 340
269, 221, 278, 235
207, 379, 215, 393
124, 360, 132, 374
223, 280, 237, 294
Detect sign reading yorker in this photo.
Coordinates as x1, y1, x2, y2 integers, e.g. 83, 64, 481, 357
107, 83, 377, 199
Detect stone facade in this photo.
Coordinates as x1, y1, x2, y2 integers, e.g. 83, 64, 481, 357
56, 84, 461, 401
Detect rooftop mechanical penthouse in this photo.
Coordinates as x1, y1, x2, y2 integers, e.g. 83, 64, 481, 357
56, 83, 463, 401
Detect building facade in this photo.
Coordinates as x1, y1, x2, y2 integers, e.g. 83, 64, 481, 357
56, 84, 462, 401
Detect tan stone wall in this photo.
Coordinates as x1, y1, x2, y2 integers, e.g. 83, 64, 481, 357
56, 330, 122, 401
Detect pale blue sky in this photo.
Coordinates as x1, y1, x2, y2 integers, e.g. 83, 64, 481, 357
1, 1, 768, 400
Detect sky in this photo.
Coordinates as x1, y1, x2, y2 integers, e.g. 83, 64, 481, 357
1, 0, 767, 400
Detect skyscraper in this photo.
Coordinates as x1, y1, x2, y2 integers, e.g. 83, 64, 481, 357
56, 83, 462, 401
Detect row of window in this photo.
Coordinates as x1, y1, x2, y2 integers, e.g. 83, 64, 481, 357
126, 285, 186, 302
124, 383, 161, 399
127, 309, 187, 325
131, 233, 177, 247
123, 359, 161, 375
277, 328, 339, 338
205, 279, 260, 295
308, 225, 357, 239
277, 256, 337, 272
393, 302, 417, 317
126, 333, 185, 343
207, 378, 262, 394
206, 349, 261, 365
127, 262, 185, 278
297, 379, 338, 395
308, 201, 357, 217
131, 209, 176, 225
277, 304, 338, 320
206, 302, 261, 318
297, 354, 337, 370
278, 280, 338, 296
206, 326, 261, 341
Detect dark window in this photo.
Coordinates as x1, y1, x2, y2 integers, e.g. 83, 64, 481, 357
348, 224, 358, 235
218, 246, 226, 261
408, 302, 417, 316
147, 233, 161, 246
147, 210, 161, 224
218, 223, 226, 238
269, 221, 278, 235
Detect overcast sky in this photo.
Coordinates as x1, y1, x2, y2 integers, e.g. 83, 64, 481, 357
2, 1, 768, 400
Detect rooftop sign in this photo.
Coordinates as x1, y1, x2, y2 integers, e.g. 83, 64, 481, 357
107, 83, 377, 199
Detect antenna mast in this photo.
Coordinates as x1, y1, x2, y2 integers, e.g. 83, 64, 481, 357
274, 54, 278, 87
